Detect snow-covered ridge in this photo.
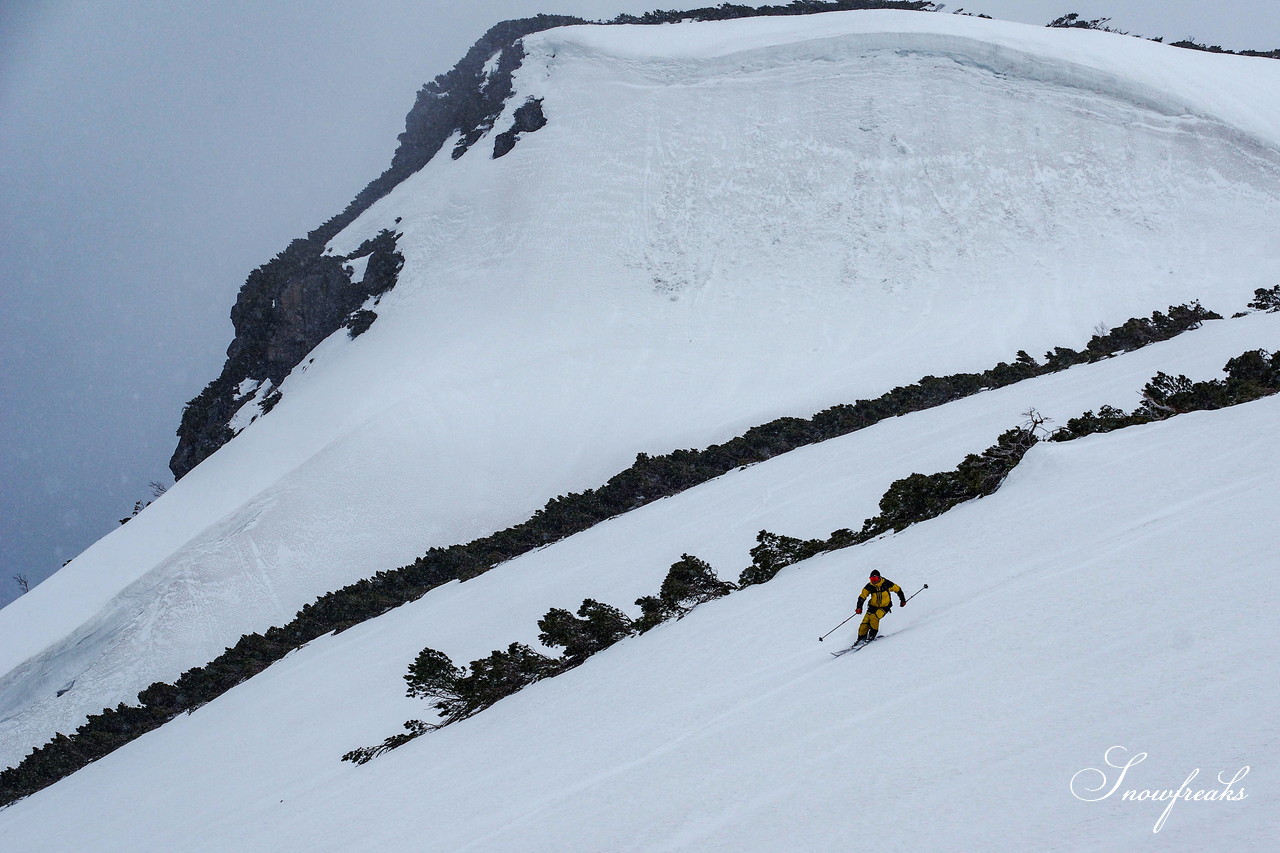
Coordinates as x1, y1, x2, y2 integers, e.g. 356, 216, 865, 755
4, 9, 1280, 772
527, 12, 1280, 147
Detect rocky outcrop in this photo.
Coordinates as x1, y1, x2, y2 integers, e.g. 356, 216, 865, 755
169, 233, 403, 479
170, 16, 584, 481
493, 98, 548, 158
310, 14, 586, 248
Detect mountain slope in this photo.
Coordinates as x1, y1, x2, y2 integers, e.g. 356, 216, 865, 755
0, 314, 1276, 850
3, 10, 1280, 775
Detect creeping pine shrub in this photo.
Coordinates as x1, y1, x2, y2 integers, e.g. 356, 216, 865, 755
1138, 371, 1208, 417
404, 647, 466, 707
372, 555, 732, 763
1223, 349, 1280, 394
537, 599, 634, 668
739, 427, 1040, 590
1055, 405, 1149, 440
1140, 351, 1280, 416
342, 719, 433, 765
865, 427, 1038, 534
660, 554, 736, 608
1052, 350, 1280, 441
635, 554, 735, 633
403, 643, 556, 725
1247, 285, 1280, 312
1046, 13, 1123, 32
1082, 302, 1219, 359
738, 531, 824, 587
348, 642, 555, 764
632, 594, 675, 633
455, 644, 557, 714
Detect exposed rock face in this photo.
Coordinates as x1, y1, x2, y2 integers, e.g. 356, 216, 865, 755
312, 15, 586, 247
170, 16, 581, 480
169, 233, 402, 479
228, 242, 352, 388
493, 98, 548, 158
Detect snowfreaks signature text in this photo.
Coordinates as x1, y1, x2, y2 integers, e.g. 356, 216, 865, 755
1070, 745, 1249, 833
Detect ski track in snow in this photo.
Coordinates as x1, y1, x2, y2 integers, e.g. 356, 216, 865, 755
2, 12, 1280, 849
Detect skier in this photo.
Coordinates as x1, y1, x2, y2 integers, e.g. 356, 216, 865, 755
853, 570, 906, 645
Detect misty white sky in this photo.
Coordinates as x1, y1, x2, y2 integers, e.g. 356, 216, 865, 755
2, 0, 1278, 608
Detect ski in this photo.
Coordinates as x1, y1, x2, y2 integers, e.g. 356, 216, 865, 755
830, 636, 883, 657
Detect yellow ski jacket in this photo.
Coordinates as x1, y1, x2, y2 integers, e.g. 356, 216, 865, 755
858, 578, 906, 610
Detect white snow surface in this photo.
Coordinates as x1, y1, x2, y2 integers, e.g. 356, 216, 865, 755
3, 12, 1280, 830
343, 253, 371, 285
0, 316, 1276, 850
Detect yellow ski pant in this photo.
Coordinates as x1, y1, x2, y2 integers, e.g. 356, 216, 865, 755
858, 607, 889, 638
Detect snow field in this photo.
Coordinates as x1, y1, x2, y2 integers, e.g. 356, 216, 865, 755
1, 313, 1277, 850
3, 8, 1280, 827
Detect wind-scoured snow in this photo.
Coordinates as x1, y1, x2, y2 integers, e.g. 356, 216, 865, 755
0, 315, 1276, 850
3, 9, 1279, 787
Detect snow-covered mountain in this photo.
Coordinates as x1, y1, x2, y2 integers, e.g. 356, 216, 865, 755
2, 8, 1279, 850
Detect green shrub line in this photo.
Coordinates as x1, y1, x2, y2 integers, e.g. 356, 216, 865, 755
345, 424, 1040, 763
1051, 348, 1280, 441
350, 337, 1280, 764
1047, 13, 1280, 59
0, 300, 1224, 807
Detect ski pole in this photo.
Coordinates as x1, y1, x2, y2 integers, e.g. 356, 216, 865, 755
903, 583, 929, 604
818, 612, 859, 642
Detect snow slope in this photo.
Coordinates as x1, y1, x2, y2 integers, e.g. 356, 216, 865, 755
4, 10, 1280, 772
1, 314, 1276, 850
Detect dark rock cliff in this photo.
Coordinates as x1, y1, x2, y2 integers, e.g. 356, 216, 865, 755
170, 232, 404, 479
169, 15, 584, 479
